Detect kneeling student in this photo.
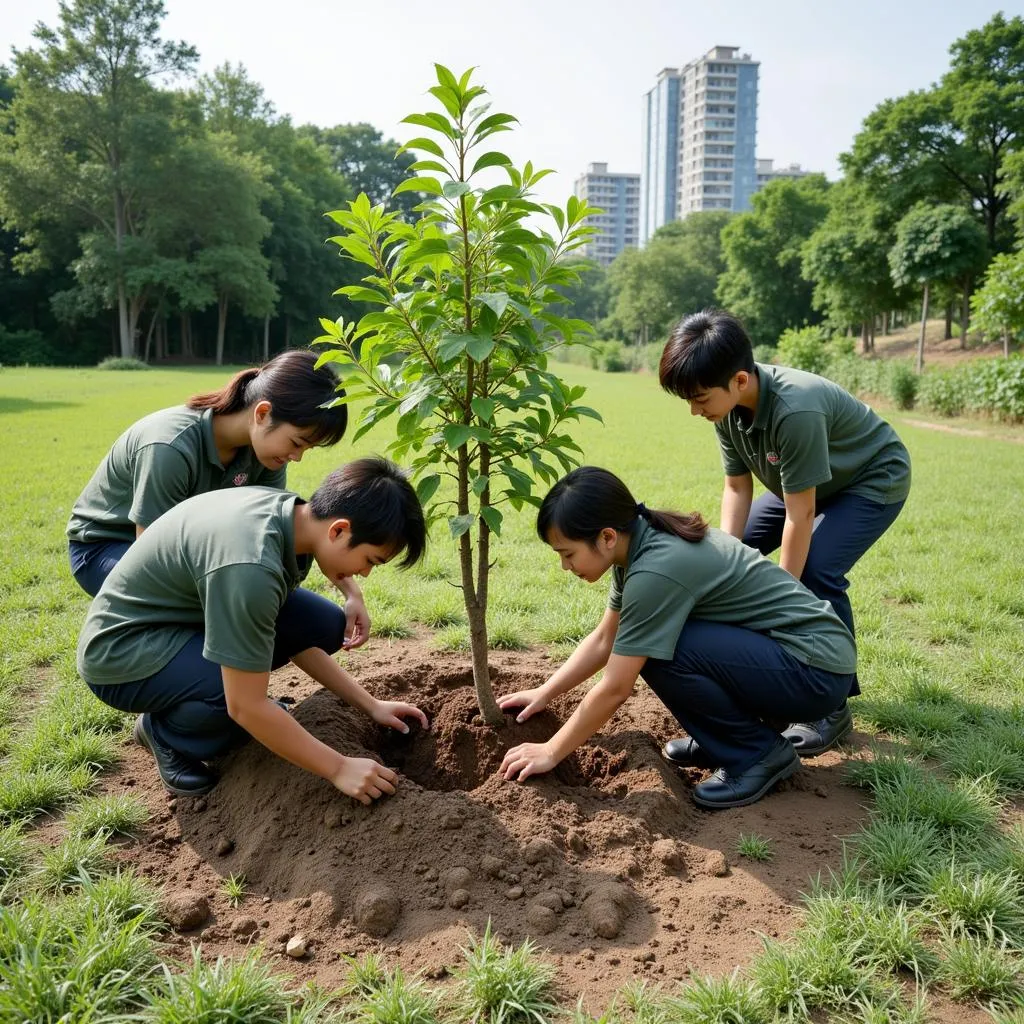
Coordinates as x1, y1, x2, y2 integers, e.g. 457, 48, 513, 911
77, 457, 428, 803
499, 467, 856, 809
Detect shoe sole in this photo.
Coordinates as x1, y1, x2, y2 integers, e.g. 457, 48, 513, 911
132, 716, 216, 798
792, 718, 853, 758
692, 755, 801, 810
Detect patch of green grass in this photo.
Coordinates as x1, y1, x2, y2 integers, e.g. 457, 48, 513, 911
452, 922, 557, 1024
664, 971, 767, 1023
937, 925, 1024, 1004
925, 862, 1024, 943
872, 774, 1002, 837
736, 833, 774, 862
0, 765, 79, 823
340, 952, 389, 997
415, 595, 464, 629
0, 821, 31, 891
851, 818, 943, 894
221, 872, 248, 908
369, 607, 415, 640
34, 833, 111, 893
64, 793, 150, 841
348, 965, 440, 1024
431, 625, 470, 652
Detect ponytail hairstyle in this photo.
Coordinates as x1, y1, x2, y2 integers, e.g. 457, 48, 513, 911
187, 349, 348, 447
537, 466, 707, 546
660, 308, 755, 399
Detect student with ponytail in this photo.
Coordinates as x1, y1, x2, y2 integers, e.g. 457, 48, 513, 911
67, 349, 371, 649
499, 466, 857, 809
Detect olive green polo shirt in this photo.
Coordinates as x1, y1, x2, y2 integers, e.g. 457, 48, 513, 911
67, 405, 288, 544
77, 488, 311, 685
608, 519, 856, 673
715, 364, 911, 504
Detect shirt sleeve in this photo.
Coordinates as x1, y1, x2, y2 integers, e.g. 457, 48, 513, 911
715, 423, 749, 477
198, 563, 287, 672
129, 443, 195, 528
775, 411, 832, 493
608, 567, 624, 611
612, 571, 696, 661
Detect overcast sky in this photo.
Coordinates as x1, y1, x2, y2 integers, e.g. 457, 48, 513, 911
3, 0, 1018, 206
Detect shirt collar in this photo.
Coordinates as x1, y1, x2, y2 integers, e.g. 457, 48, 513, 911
199, 408, 225, 469
625, 515, 651, 571
281, 494, 310, 586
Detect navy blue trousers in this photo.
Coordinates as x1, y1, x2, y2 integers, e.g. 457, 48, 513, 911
69, 539, 133, 597
643, 620, 853, 773
88, 589, 345, 761
743, 491, 906, 698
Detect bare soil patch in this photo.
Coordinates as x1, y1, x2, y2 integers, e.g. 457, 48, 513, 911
96, 638, 932, 1010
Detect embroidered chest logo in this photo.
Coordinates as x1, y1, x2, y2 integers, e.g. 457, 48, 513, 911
233, 473, 248, 486
766, 451, 781, 466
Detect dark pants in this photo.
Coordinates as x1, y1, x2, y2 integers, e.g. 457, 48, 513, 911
743, 491, 906, 698
69, 539, 133, 598
643, 620, 853, 773
88, 588, 345, 761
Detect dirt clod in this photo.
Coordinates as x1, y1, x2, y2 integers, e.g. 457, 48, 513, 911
480, 854, 504, 877
354, 887, 401, 937
231, 916, 257, 936
161, 892, 210, 932
443, 866, 472, 893
652, 838, 686, 875
215, 837, 235, 856
583, 884, 629, 939
523, 837, 558, 864
526, 902, 559, 934
449, 888, 470, 909
705, 851, 729, 877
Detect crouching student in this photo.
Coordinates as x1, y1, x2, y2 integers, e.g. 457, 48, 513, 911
77, 457, 428, 803
498, 467, 856, 809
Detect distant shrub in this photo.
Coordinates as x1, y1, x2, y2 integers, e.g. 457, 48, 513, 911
752, 343, 777, 363
0, 326, 52, 366
96, 356, 150, 371
888, 361, 918, 410
776, 326, 829, 374
598, 340, 629, 373
961, 356, 1024, 421
918, 371, 967, 418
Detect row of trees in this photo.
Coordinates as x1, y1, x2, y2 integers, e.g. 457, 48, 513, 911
560, 13, 1024, 369
0, 0, 421, 365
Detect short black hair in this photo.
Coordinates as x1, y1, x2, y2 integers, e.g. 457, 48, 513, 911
659, 308, 755, 399
309, 457, 426, 568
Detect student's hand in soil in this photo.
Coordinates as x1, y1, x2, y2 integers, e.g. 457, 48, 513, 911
370, 699, 430, 734
497, 687, 548, 723
501, 742, 556, 782
342, 597, 371, 649
332, 756, 398, 804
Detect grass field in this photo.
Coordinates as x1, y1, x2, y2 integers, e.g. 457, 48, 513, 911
1, 362, 1023, 1021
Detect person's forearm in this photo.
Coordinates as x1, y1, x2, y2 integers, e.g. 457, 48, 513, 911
720, 480, 753, 539
779, 516, 813, 580
541, 630, 613, 700
546, 677, 633, 763
232, 701, 345, 781
338, 577, 363, 602
291, 647, 375, 715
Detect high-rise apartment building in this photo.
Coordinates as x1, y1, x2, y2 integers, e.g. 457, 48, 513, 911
640, 46, 759, 237
640, 68, 682, 245
755, 158, 812, 190
573, 163, 640, 267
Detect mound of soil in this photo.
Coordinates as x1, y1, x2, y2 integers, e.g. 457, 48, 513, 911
109, 638, 873, 1007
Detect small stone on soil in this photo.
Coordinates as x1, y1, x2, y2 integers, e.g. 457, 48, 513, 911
324, 809, 343, 828
231, 917, 258, 936
285, 934, 308, 958
505, 886, 524, 900
480, 854, 504, 877
354, 887, 401, 937
448, 888, 470, 909
215, 837, 235, 856
160, 893, 210, 931
440, 812, 463, 830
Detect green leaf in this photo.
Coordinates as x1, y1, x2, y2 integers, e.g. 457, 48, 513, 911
416, 474, 441, 504
443, 424, 474, 448
402, 112, 454, 137
476, 292, 509, 318
434, 63, 459, 89
449, 514, 475, 539
398, 136, 445, 158
438, 333, 471, 361
428, 84, 464, 120
466, 335, 496, 362
471, 474, 489, 497
479, 184, 522, 205
474, 112, 518, 137
393, 176, 443, 197
471, 396, 496, 422
409, 159, 450, 175
479, 505, 503, 536
443, 181, 472, 200
471, 151, 513, 174
337, 286, 387, 304
571, 405, 603, 422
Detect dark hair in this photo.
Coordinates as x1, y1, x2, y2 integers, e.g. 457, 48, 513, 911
308, 456, 426, 568
659, 308, 755, 400
537, 466, 707, 546
187, 349, 347, 447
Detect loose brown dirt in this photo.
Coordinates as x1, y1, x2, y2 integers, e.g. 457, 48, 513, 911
94, 638, 974, 1016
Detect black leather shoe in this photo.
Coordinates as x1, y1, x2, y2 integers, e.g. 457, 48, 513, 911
692, 739, 800, 809
783, 702, 853, 757
661, 736, 717, 769
133, 714, 217, 797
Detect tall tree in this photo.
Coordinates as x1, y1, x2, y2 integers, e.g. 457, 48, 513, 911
888, 203, 988, 372
843, 13, 1024, 251
716, 176, 830, 344
0, 0, 197, 357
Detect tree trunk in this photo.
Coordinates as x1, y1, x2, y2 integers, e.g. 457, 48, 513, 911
882, 311, 890, 336
263, 313, 270, 363
1004, 328, 1010, 359
917, 282, 929, 374
943, 303, 953, 341
142, 305, 159, 363
113, 190, 133, 358
960, 280, 970, 350
860, 321, 870, 354
284, 318, 291, 349
869, 320, 876, 352
216, 294, 228, 366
